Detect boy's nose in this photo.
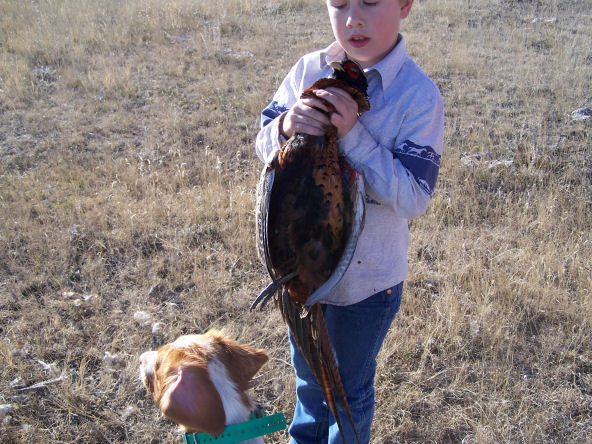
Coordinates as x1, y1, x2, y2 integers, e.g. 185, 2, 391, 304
346, 15, 365, 28
346, 6, 365, 28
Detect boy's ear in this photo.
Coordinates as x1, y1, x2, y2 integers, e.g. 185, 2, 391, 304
401, 0, 414, 19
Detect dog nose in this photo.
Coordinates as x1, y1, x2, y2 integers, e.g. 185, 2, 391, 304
139, 350, 154, 362
139, 351, 157, 390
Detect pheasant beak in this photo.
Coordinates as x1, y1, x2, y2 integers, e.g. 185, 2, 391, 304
328, 61, 345, 72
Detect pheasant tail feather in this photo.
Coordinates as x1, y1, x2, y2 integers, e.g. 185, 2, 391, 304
314, 305, 360, 444
279, 296, 360, 444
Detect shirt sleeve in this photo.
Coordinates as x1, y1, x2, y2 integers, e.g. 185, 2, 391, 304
255, 59, 304, 164
339, 83, 444, 220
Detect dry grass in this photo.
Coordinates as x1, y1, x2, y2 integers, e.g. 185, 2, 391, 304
1, 0, 591, 442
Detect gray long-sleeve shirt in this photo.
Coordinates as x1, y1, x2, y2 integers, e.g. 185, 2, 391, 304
256, 36, 444, 305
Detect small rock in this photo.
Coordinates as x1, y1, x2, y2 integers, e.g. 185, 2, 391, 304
488, 159, 513, 169
71, 293, 98, 307
11, 346, 30, 358
470, 320, 480, 339
531, 17, 557, 24
272, 378, 285, 396
120, 405, 138, 421
37, 360, 61, 379
223, 48, 255, 58
0, 404, 14, 421
571, 107, 592, 121
103, 351, 126, 369
460, 152, 491, 166
151, 322, 164, 335
68, 225, 81, 241
133, 311, 152, 327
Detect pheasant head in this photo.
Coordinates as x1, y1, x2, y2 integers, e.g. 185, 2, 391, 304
328, 59, 370, 114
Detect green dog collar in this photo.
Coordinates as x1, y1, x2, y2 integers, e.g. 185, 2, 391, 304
182, 409, 286, 444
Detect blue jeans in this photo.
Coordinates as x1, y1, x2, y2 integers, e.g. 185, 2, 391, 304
288, 283, 403, 444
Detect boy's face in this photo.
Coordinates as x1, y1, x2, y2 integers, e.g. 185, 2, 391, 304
327, 0, 413, 68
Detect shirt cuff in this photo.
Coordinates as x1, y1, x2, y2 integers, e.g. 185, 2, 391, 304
267, 113, 288, 164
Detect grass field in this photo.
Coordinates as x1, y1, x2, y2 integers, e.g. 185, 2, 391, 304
1, 0, 591, 442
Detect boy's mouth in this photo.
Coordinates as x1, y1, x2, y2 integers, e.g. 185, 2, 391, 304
349, 35, 370, 48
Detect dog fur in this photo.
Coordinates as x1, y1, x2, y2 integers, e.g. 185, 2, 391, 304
139, 330, 269, 442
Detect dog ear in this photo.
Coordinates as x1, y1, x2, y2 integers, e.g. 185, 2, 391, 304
238, 344, 269, 381
221, 339, 269, 383
159, 365, 226, 436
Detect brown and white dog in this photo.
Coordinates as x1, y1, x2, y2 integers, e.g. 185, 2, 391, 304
139, 330, 269, 442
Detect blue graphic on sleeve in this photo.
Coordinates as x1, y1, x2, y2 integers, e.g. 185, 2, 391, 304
261, 101, 288, 128
395, 140, 441, 196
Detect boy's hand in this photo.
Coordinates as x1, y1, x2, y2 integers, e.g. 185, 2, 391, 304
314, 87, 360, 139
281, 96, 331, 138
281, 88, 360, 139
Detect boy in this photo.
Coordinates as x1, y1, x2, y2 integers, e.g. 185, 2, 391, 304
255, 1, 444, 442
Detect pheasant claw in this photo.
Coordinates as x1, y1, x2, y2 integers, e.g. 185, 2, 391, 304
250, 271, 297, 311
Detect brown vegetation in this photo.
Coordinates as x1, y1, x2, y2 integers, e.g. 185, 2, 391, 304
1, 0, 590, 442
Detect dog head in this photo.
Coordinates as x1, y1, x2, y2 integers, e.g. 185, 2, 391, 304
139, 330, 269, 436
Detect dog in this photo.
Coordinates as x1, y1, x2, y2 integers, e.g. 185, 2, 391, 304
139, 330, 269, 442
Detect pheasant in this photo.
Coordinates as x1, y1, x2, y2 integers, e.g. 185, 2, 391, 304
252, 59, 370, 443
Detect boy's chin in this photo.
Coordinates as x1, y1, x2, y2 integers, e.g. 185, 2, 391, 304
343, 53, 375, 70
344, 42, 399, 69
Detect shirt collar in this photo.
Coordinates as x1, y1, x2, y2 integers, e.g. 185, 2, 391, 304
320, 35, 407, 92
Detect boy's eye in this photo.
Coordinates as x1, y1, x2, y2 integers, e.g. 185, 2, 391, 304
329, 0, 379, 8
